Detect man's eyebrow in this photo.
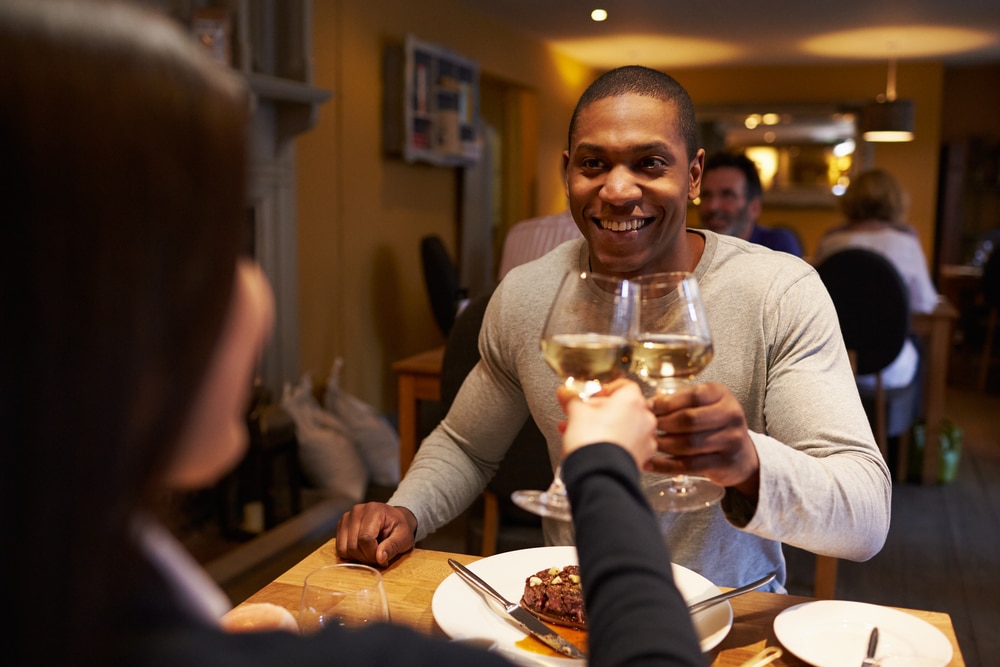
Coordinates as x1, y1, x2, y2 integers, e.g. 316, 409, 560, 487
573, 141, 672, 154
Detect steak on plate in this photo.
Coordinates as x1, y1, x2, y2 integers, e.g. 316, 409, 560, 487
520, 565, 586, 628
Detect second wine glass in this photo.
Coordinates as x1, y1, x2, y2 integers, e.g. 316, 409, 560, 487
633, 271, 725, 512
510, 270, 637, 521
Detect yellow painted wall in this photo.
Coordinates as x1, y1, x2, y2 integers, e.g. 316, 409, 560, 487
673, 63, 944, 262
296, 0, 593, 411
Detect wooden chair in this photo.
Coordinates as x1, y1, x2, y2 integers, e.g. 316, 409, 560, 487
420, 234, 465, 337
816, 248, 919, 476
813, 555, 838, 599
437, 288, 549, 556
977, 249, 1000, 391
812, 248, 920, 598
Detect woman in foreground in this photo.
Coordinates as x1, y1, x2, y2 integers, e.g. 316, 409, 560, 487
1, 1, 703, 664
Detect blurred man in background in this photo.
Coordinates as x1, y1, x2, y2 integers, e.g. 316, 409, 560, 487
699, 151, 803, 257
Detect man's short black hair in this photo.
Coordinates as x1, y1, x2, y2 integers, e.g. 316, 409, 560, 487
568, 65, 700, 161
704, 151, 764, 200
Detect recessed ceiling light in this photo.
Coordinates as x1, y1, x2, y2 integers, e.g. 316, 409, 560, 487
591, 9, 608, 22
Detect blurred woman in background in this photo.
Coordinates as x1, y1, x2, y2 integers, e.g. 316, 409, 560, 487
814, 168, 939, 391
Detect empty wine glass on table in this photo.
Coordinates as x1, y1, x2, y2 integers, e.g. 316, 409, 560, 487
632, 271, 725, 512
510, 270, 637, 521
298, 563, 390, 634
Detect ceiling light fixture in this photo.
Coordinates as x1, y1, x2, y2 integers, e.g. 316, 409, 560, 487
591, 9, 608, 22
861, 56, 914, 143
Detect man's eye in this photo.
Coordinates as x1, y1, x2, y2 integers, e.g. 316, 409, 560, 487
581, 158, 604, 169
640, 157, 667, 169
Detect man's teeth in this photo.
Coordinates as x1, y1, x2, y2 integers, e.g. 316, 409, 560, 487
599, 218, 646, 231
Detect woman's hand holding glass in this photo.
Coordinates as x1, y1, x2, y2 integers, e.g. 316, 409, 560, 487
558, 378, 657, 470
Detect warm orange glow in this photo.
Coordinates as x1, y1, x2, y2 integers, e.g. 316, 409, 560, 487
745, 146, 778, 190
801, 25, 996, 59
550, 34, 743, 68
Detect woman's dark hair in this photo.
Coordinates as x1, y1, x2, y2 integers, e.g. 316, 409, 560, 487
0, 0, 250, 661
568, 65, 700, 161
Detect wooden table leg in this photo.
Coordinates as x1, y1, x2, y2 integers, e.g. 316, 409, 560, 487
397, 375, 418, 477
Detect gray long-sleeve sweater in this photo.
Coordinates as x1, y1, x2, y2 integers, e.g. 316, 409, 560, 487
390, 229, 891, 591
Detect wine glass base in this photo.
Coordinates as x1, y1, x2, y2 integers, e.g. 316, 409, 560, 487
510, 489, 573, 522
645, 476, 725, 513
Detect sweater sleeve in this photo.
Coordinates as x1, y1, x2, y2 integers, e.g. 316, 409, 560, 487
563, 443, 707, 667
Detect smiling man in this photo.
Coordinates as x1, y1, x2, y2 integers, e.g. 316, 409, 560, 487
337, 66, 890, 594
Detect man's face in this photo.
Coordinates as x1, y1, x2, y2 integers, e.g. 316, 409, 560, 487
698, 166, 761, 240
563, 94, 703, 279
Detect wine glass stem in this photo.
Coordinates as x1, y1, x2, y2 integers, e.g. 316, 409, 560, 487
669, 474, 693, 492
656, 377, 688, 396
655, 380, 694, 491
546, 465, 567, 497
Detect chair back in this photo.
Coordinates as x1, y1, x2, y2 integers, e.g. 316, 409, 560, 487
816, 248, 910, 376
439, 288, 549, 551
420, 235, 462, 337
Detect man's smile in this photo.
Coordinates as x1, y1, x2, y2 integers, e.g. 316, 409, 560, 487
595, 216, 651, 232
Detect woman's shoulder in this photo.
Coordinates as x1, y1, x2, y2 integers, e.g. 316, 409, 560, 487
820, 222, 853, 238
889, 222, 919, 237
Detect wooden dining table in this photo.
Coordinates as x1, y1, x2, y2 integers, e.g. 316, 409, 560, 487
236, 539, 965, 666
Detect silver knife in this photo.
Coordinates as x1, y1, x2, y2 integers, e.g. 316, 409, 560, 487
861, 626, 879, 667
447, 558, 587, 659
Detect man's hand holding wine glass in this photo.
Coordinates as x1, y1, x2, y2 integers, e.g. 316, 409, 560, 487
647, 381, 761, 500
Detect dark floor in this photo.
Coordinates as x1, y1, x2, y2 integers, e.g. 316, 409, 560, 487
207, 347, 999, 667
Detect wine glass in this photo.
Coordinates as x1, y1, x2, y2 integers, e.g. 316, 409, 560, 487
632, 271, 725, 512
511, 270, 637, 521
298, 563, 390, 633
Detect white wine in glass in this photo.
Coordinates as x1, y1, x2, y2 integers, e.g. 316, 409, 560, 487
541, 332, 633, 400
511, 270, 637, 521
633, 271, 725, 512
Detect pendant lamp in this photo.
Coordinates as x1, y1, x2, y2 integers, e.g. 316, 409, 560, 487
861, 57, 914, 142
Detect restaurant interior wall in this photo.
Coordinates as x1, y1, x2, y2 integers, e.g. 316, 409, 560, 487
674, 62, 945, 262
294, 3, 991, 415
295, 0, 594, 413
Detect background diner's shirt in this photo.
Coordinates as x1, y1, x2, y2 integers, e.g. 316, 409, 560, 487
497, 210, 580, 279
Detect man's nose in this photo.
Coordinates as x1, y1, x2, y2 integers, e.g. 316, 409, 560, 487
600, 166, 642, 204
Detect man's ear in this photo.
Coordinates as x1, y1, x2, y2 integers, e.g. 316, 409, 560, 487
562, 149, 571, 199
688, 149, 705, 201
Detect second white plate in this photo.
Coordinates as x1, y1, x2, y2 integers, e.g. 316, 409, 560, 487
773, 600, 953, 667
431, 546, 732, 665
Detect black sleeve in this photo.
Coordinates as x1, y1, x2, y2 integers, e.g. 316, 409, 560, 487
563, 443, 708, 667
131, 619, 518, 667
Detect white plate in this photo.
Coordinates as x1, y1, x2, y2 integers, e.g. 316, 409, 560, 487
431, 546, 732, 665
773, 600, 953, 667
